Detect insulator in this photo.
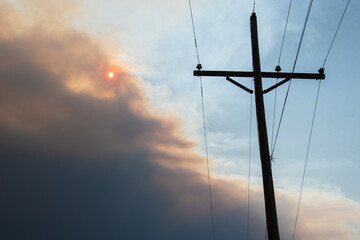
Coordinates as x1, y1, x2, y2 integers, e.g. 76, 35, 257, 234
275, 65, 281, 72
318, 67, 325, 74
196, 64, 202, 70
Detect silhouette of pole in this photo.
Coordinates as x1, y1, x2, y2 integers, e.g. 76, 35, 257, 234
250, 12, 280, 240
193, 12, 325, 240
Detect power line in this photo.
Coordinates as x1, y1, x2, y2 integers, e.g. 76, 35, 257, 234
270, 79, 278, 160
323, 0, 351, 67
293, 1, 351, 238
270, 79, 292, 158
292, 0, 315, 72
292, 80, 322, 240
247, 80, 253, 240
277, 0, 294, 66
188, 0, 201, 64
200, 78, 216, 240
271, 0, 315, 158
188, 1, 216, 240
272, 0, 294, 161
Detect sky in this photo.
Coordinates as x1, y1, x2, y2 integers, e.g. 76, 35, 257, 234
0, 0, 359, 239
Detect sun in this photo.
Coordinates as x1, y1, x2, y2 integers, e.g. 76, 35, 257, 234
107, 72, 114, 78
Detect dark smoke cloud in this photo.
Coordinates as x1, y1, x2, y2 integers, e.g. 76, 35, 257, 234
0, 2, 252, 239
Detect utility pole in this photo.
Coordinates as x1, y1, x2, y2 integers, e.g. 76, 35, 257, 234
193, 12, 325, 240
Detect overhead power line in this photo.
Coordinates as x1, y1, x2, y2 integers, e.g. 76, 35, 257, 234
271, 0, 315, 158
271, 0, 294, 161
293, 1, 351, 239
188, 1, 216, 240
188, 0, 201, 65
323, 0, 351, 67
247, 80, 254, 240
292, 80, 322, 240
277, 0, 294, 67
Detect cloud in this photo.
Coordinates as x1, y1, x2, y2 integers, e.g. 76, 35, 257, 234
0, 1, 359, 240
281, 189, 360, 240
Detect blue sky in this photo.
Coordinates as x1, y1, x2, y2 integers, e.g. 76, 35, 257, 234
1, 0, 359, 239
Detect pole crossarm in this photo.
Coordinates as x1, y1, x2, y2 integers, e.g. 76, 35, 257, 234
194, 70, 325, 80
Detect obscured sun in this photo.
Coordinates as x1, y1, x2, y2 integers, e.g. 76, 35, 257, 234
108, 72, 114, 78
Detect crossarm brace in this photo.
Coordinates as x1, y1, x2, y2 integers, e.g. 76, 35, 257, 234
226, 77, 253, 94
263, 78, 290, 94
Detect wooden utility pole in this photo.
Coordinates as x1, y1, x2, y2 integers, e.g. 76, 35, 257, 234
193, 12, 325, 240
